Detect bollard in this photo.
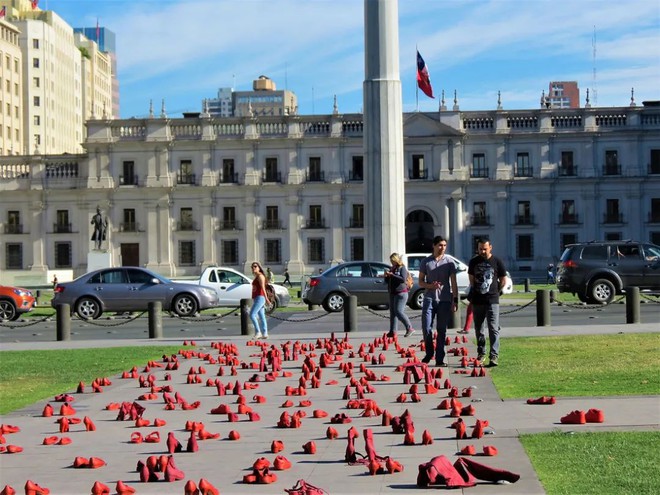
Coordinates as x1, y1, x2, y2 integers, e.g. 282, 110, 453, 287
56, 303, 71, 341
36, 289, 41, 306
148, 301, 163, 339
524, 278, 531, 293
240, 298, 252, 336
308, 303, 318, 311
344, 295, 357, 333
549, 289, 556, 303
449, 303, 461, 329
536, 289, 551, 327
625, 286, 640, 324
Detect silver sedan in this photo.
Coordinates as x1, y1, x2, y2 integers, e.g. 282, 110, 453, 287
51, 267, 219, 319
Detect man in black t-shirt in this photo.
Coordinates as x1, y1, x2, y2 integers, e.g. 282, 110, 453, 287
467, 238, 507, 367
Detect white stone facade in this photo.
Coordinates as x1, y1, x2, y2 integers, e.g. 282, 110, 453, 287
0, 18, 22, 156
0, 105, 659, 286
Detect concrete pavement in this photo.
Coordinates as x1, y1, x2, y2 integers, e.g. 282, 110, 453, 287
0, 321, 658, 495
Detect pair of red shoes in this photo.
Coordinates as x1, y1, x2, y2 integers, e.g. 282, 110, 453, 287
527, 396, 556, 405
184, 478, 219, 495
560, 408, 605, 424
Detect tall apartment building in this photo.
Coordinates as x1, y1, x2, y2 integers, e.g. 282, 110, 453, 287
204, 87, 233, 117
547, 81, 580, 109
203, 78, 298, 118
74, 31, 112, 121
0, 18, 22, 155
1, 102, 658, 286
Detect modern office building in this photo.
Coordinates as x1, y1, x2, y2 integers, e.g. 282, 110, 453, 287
1, 99, 658, 287
204, 87, 233, 117
0, 18, 23, 156
547, 81, 580, 109
234, 76, 298, 117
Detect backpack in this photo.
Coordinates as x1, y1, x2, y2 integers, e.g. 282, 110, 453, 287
406, 271, 414, 289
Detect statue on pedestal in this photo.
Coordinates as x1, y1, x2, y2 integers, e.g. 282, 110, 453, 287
91, 207, 108, 250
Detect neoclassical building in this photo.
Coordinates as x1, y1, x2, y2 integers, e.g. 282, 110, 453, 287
1, 102, 659, 286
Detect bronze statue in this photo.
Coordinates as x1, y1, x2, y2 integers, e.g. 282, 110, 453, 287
91, 207, 108, 250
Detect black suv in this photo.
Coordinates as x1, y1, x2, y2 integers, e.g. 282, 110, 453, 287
557, 241, 660, 303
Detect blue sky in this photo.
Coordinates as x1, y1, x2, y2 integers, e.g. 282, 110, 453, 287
47, 0, 660, 119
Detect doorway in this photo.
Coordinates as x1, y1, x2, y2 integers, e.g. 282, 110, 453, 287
120, 243, 140, 266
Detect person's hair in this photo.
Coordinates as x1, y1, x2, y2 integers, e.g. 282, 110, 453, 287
251, 261, 265, 275
432, 235, 447, 245
389, 252, 402, 266
477, 237, 491, 246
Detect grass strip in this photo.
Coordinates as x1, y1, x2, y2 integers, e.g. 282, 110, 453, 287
521, 430, 660, 495
490, 333, 660, 398
0, 346, 185, 415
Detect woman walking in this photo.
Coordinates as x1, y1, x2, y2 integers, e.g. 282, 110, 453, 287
384, 253, 415, 338
250, 262, 271, 339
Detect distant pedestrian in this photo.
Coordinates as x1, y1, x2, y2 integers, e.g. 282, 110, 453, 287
468, 237, 507, 367
266, 267, 274, 283
546, 264, 555, 284
52, 275, 58, 290
283, 269, 292, 288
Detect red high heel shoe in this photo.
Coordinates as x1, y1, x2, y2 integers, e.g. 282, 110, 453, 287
273, 455, 292, 470
198, 478, 219, 495
90, 481, 110, 495
114, 480, 136, 495
164, 455, 185, 482
271, 440, 284, 453
24, 481, 50, 495
0, 485, 15, 495
184, 480, 199, 495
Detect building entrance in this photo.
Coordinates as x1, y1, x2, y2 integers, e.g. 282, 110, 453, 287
405, 210, 435, 253
120, 243, 139, 266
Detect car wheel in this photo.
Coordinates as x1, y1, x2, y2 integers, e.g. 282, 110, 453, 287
0, 300, 18, 322
323, 292, 345, 313
265, 298, 278, 314
75, 297, 102, 320
172, 294, 198, 317
410, 290, 425, 310
589, 279, 615, 304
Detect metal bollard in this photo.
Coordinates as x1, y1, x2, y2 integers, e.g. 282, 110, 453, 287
344, 295, 357, 332
536, 289, 551, 327
240, 299, 252, 336
524, 278, 531, 293
625, 286, 640, 324
148, 301, 163, 339
549, 289, 556, 303
56, 303, 71, 341
36, 289, 41, 306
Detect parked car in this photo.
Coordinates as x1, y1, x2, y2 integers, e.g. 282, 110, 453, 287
0, 285, 36, 321
51, 267, 219, 319
557, 241, 660, 304
403, 253, 513, 296
174, 266, 291, 314
302, 261, 424, 312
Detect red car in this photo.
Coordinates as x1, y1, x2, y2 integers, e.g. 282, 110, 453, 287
0, 285, 36, 321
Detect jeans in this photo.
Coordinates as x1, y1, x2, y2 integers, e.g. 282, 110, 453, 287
250, 295, 268, 336
472, 303, 500, 359
421, 298, 451, 363
389, 292, 412, 333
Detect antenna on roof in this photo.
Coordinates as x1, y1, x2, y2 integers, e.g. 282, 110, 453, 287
592, 25, 598, 107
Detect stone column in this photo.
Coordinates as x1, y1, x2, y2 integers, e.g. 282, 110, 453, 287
363, 0, 406, 261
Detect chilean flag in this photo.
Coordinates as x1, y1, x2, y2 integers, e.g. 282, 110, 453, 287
416, 50, 434, 99
0, 6, 5, 17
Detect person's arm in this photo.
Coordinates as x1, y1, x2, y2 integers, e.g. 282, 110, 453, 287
450, 272, 459, 311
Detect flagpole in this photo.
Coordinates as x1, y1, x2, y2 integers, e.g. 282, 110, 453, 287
415, 45, 419, 112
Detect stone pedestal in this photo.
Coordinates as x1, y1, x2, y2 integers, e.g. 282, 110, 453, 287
87, 251, 113, 272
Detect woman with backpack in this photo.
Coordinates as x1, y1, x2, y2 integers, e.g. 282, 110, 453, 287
384, 253, 415, 338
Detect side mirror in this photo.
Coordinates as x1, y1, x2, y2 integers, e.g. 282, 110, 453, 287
150, 278, 160, 284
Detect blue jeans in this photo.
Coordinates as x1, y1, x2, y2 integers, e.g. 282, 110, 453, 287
389, 292, 412, 333
472, 303, 500, 359
250, 295, 268, 336
421, 298, 451, 363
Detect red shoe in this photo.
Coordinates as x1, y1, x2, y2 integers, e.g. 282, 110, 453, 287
88, 456, 106, 469
73, 456, 90, 468
527, 396, 556, 405
153, 418, 167, 427
273, 455, 292, 470
422, 429, 433, 445
560, 410, 586, 424
57, 437, 72, 445
0, 485, 16, 495
326, 427, 339, 439
90, 481, 110, 495
83, 416, 96, 431
483, 445, 498, 456
228, 430, 240, 440
42, 404, 53, 417
144, 431, 160, 443
42, 436, 59, 445
460, 444, 476, 455
198, 478, 219, 495
5, 445, 23, 453
184, 480, 199, 495
24, 481, 50, 495
386, 457, 404, 473
115, 481, 136, 495
585, 408, 605, 423
271, 440, 284, 453
302, 440, 316, 454
253, 457, 270, 470
164, 455, 185, 482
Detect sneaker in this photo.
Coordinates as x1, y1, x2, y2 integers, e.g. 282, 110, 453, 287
404, 328, 415, 338
486, 357, 498, 367
476, 354, 485, 363
262, 334, 269, 339
421, 356, 432, 364
253, 333, 262, 340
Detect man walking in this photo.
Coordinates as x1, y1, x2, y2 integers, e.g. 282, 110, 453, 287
419, 236, 459, 367
468, 237, 507, 367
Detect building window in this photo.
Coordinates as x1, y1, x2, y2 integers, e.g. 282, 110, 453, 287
221, 207, 237, 229
307, 205, 324, 228
308, 238, 325, 263
221, 240, 238, 265
264, 206, 280, 230
559, 151, 576, 176
54, 242, 72, 268
32, 58, 39, 68
32, 39, 39, 49
307, 157, 323, 181
605, 232, 622, 241
604, 150, 620, 175
471, 153, 488, 178
604, 199, 622, 223
650, 199, 660, 223
350, 204, 364, 228
516, 234, 533, 260
515, 201, 532, 224
33, 77, 40, 88
264, 157, 279, 182
560, 233, 578, 253
649, 149, 660, 174
351, 237, 364, 261
221, 158, 236, 183
33, 115, 40, 126
350, 156, 363, 181
33, 96, 40, 107
120, 160, 136, 185
560, 200, 578, 224
6, 243, 23, 269
122, 209, 136, 232
472, 202, 488, 226
265, 239, 281, 264
179, 207, 194, 231
6, 210, 21, 234
179, 240, 196, 266
55, 210, 71, 233
177, 160, 195, 185
515, 152, 532, 177
410, 154, 427, 179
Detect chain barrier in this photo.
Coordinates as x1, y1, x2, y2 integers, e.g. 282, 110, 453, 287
174, 307, 240, 323
74, 311, 148, 327
500, 297, 537, 315
0, 314, 53, 329
640, 293, 660, 304
552, 293, 625, 309
268, 311, 333, 323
